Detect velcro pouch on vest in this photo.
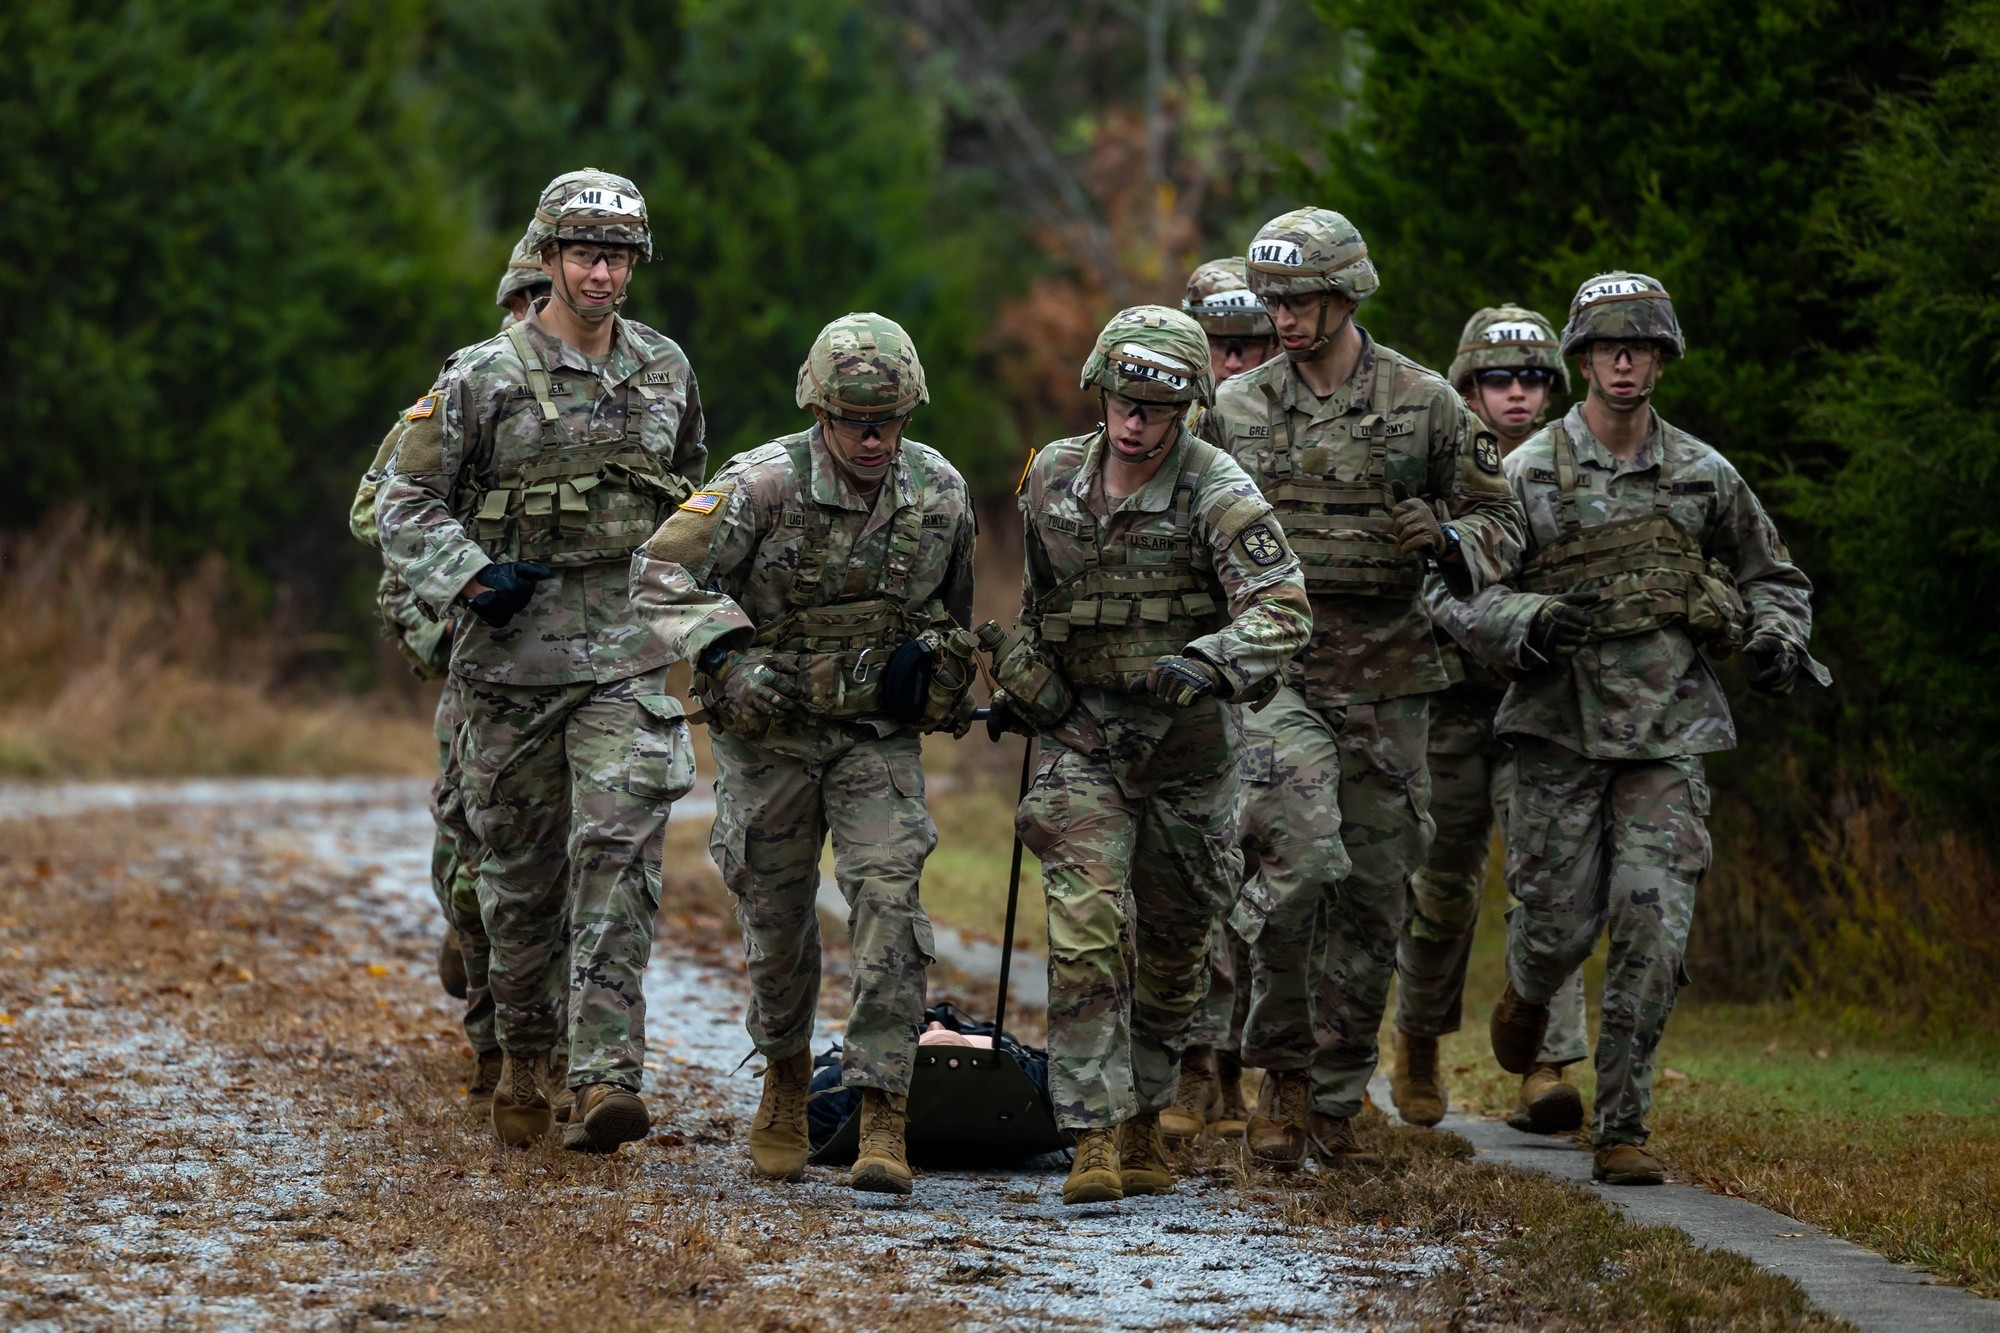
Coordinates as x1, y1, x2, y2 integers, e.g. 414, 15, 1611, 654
989, 625, 1074, 729
1685, 559, 1748, 656
1140, 597, 1173, 624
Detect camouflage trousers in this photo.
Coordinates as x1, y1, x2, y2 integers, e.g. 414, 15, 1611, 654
1504, 737, 1710, 1146
458, 668, 691, 1091
430, 682, 497, 1056
1396, 686, 1587, 1064
1186, 920, 1250, 1057
710, 728, 936, 1097
1244, 687, 1431, 1119
1016, 743, 1241, 1130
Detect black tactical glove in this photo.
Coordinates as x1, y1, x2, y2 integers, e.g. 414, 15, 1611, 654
465, 561, 552, 628
1146, 654, 1224, 708
1389, 481, 1448, 559
1527, 592, 1601, 661
883, 637, 938, 726
985, 691, 1031, 742
1742, 631, 1800, 695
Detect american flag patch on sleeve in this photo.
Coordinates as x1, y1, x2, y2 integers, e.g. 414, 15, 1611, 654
679, 491, 727, 515
405, 394, 438, 421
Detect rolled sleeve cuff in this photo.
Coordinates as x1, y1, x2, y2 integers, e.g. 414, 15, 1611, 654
678, 605, 756, 665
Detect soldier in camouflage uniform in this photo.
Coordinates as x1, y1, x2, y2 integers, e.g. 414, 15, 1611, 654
1390, 305, 1592, 1135
990, 306, 1312, 1205
347, 237, 556, 1103
631, 313, 977, 1197
1206, 209, 1528, 1172
377, 170, 705, 1155
1480, 273, 1823, 1184
1159, 257, 1286, 1141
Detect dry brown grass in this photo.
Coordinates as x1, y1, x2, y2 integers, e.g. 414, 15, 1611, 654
0, 510, 432, 778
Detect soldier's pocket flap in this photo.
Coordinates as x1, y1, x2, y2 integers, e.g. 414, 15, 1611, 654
1240, 737, 1276, 785
1229, 877, 1277, 944
886, 750, 926, 800
1507, 792, 1555, 858
910, 912, 938, 967
628, 693, 695, 803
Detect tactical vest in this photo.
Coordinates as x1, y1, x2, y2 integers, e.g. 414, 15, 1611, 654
1033, 434, 1230, 691
1251, 353, 1429, 599
1517, 422, 1746, 650
466, 324, 691, 567
747, 436, 951, 719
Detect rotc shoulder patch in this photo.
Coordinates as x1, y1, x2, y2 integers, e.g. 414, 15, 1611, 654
1472, 433, 1502, 475
679, 490, 728, 515
405, 394, 438, 421
1239, 522, 1285, 567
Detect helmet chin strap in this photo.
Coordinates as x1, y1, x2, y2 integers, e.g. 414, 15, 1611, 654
554, 257, 623, 326
1285, 292, 1351, 363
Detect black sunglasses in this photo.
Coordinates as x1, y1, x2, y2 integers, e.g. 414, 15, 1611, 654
1474, 367, 1556, 390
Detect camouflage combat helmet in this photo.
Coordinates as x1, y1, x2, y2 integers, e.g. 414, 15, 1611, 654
524, 169, 652, 261
1245, 207, 1380, 302
795, 312, 929, 420
1559, 271, 1683, 359
1449, 304, 1569, 393
494, 231, 552, 308
1182, 258, 1274, 338
1080, 305, 1215, 407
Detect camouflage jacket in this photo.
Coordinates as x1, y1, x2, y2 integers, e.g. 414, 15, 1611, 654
376, 306, 706, 687
1206, 332, 1527, 709
1487, 405, 1818, 760
1018, 428, 1312, 794
629, 427, 975, 756
1422, 575, 1517, 754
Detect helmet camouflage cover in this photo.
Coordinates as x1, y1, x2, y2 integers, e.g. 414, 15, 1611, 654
795, 312, 930, 420
1182, 258, 1274, 338
1080, 305, 1215, 406
494, 230, 553, 307
1559, 271, 1684, 358
523, 168, 652, 261
1245, 207, 1380, 302
1449, 304, 1569, 393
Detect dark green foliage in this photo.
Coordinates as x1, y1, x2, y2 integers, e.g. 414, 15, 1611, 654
1300, 0, 1931, 477
1800, 0, 2000, 814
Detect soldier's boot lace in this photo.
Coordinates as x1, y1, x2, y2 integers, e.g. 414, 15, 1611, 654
1489, 979, 1551, 1076
491, 1049, 553, 1148
1212, 1051, 1249, 1138
747, 1049, 813, 1181
563, 1083, 651, 1155
1245, 1069, 1310, 1171
437, 927, 468, 1000
466, 1049, 503, 1103
850, 1089, 914, 1195
1062, 1128, 1124, 1206
1159, 1046, 1219, 1142
1390, 1030, 1447, 1128
1308, 1110, 1385, 1172
1118, 1110, 1175, 1196
1592, 1141, 1664, 1186
1508, 1062, 1585, 1135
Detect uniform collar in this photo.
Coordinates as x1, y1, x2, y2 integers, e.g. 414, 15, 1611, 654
1070, 425, 1189, 515
809, 424, 913, 523
1563, 402, 1666, 474
1281, 327, 1376, 423
522, 305, 643, 386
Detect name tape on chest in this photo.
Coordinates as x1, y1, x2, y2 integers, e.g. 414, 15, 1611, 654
1248, 239, 1304, 268
405, 394, 438, 421
921, 512, 954, 528
1671, 480, 1717, 495
1127, 533, 1174, 550
1040, 513, 1087, 537
641, 370, 676, 385
1528, 466, 1591, 488
679, 490, 728, 515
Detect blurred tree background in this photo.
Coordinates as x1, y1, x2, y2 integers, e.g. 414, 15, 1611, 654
2, 0, 1995, 1020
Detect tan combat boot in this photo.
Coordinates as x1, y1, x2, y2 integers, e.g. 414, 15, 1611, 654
1244, 1069, 1310, 1171
1390, 1030, 1447, 1127
1592, 1141, 1664, 1186
1212, 1051, 1249, 1138
491, 1049, 553, 1147
466, 1050, 503, 1104
850, 1089, 913, 1195
1118, 1110, 1174, 1196
1159, 1047, 1220, 1142
550, 1048, 574, 1124
1308, 1111, 1384, 1171
1507, 1063, 1585, 1134
1063, 1128, 1124, 1205
1489, 980, 1551, 1075
563, 1084, 651, 1155
747, 1049, 813, 1180
437, 927, 468, 999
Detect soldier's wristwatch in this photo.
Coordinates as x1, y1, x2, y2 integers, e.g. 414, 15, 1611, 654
1440, 524, 1462, 560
